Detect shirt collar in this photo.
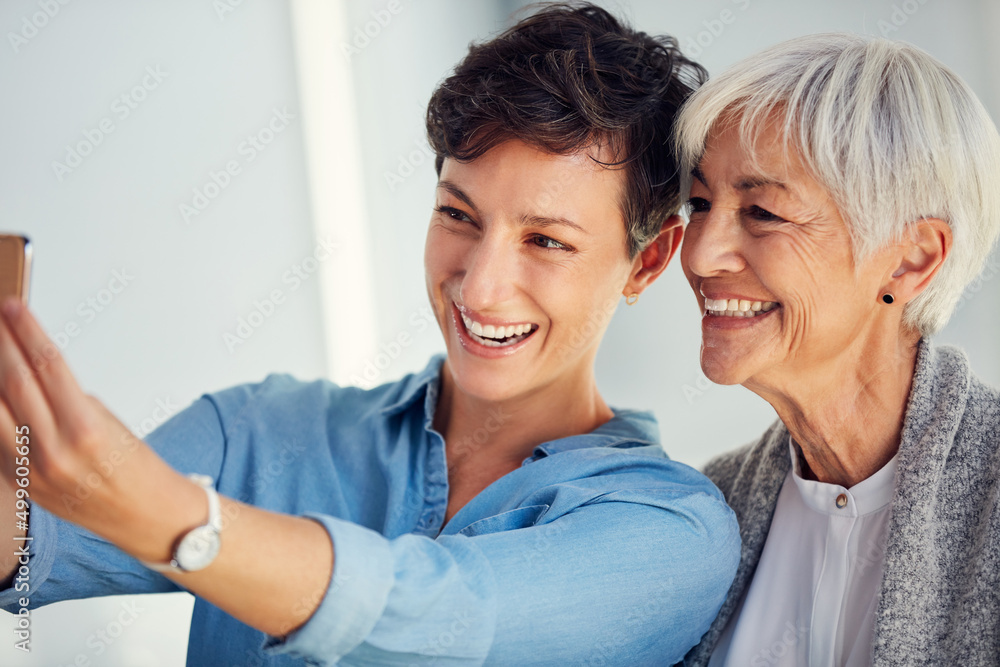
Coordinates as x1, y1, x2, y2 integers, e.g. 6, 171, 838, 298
379, 354, 446, 417
788, 438, 899, 516
379, 354, 661, 455
529, 409, 660, 460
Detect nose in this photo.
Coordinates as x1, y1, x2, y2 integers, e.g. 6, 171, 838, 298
682, 206, 746, 278
459, 230, 518, 311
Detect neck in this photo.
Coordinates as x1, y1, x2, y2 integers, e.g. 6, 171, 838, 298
434, 360, 613, 470
748, 333, 922, 488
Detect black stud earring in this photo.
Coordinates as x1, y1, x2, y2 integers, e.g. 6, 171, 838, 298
882, 293, 894, 305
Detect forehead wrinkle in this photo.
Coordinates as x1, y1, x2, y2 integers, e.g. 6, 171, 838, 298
695, 150, 791, 192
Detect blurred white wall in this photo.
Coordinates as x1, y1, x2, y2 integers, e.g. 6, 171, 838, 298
0, 0, 996, 664
1, 0, 325, 664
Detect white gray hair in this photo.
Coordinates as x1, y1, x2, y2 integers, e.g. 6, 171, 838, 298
676, 33, 1000, 335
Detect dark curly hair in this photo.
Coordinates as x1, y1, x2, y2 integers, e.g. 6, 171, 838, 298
425, 2, 707, 257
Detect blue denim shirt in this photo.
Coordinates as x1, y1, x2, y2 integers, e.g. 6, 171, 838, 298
1, 356, 739, 666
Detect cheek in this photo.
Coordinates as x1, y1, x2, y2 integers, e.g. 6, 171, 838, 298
423, 226, 440, 279
679, 223, 704, 278
752, 237, 860, 340
551, 257, 628, 334
793, 235, 850, 290
424, 226, 468, 284
679, 237, 696, 283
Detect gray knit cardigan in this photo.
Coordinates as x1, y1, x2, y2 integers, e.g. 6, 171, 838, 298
682, 340, 1000, 666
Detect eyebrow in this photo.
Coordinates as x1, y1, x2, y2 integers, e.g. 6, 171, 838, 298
690, 167, 787, 192
520, 214, 586, 234
436, 180, 480, 215
437, 180, 587, 234
735, 176, 787, 192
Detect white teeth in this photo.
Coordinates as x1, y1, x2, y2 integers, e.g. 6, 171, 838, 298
461, 313, 484, 336
458, 308, 536, 343
703, 297, 779, 317
469, 328, 533, 347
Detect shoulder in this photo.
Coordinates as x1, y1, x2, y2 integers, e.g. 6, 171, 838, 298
928, 345, 1000, 485
522, 444, 740, 566
532, 444, 742, 582
702, 443, 755, 497
202, 357, 443, 438
537, 441, 731, 508
962, 368, 1000, 439
204, 374, 373, 430
143, 364, 438, 478
910, 342, 1000, 464
702, 419, 788, 500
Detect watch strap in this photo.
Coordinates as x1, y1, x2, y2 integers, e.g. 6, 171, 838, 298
142, 473, 221, 573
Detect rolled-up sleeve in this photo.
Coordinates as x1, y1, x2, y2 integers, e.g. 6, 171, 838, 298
264, 486, 739, 666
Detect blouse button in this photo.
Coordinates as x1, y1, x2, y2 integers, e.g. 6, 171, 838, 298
835, 493, 848, 509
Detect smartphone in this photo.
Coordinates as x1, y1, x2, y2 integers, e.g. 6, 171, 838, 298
0, 235, 32, 304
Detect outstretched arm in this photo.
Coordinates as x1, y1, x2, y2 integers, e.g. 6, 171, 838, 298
0, 298, 332, 637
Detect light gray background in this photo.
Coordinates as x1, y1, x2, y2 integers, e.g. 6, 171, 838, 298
1, 0, 996, 664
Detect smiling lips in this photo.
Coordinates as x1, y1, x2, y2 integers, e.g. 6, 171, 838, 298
704, 298, 780, 318
459, 310, 538, 348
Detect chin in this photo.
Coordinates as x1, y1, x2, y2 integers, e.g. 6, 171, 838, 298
700, 348, 754, 387
447, 358, 525, 402
701, 365, 746, 387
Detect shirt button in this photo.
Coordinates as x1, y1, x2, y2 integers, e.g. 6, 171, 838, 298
836, 493, 848, 509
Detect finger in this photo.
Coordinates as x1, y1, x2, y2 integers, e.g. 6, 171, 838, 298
0, 308, 60, 450
0, 397, 20, 477
0, 299, 90, 425
0, 400, 32, 541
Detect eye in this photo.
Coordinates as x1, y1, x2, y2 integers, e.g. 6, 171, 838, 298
530, 234, 571, 251
745, 205, 783, 223
687, 197, 711, 214
435, 205, 473, 223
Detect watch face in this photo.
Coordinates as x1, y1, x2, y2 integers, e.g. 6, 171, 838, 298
176, 526, 221, 571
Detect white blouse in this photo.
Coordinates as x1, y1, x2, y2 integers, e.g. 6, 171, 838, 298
709, 440, 898, 667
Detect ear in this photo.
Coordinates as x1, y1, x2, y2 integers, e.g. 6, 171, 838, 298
623, 215, 684, 297
883, 218, 952, 304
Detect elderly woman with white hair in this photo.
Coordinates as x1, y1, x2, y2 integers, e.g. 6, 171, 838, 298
674, 34, 1000, 666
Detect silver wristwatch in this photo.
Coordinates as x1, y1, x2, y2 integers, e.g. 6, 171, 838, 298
143, 474, 222, 573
